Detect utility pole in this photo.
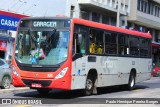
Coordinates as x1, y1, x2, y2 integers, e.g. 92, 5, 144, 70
116, 0, 121, 27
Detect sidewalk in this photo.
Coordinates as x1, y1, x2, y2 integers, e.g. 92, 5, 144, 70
0, 85, 29, 93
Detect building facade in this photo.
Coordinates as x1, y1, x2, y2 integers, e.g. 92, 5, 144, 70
77, 0, 130, 27
128, 0, 160, 64
0, 10, 28, 61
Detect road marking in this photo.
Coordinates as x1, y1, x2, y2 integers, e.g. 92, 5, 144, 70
0, 87, 29, 93
15, 105, 32, 107
133, 89, 141, 92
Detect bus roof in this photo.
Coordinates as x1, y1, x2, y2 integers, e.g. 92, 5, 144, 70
19, 17, 152, 39
72, 18, 152, 39
20, 17, 71, 21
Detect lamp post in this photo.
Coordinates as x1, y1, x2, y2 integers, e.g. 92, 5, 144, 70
116, 0, 121, 27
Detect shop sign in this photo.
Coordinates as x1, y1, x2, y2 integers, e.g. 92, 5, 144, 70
0, 15, 20, 31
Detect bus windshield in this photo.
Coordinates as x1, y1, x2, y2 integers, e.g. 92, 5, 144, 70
15, 29, 69, 65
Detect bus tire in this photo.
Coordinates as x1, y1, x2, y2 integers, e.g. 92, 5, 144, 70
84, 74, 94, 96
127, 72, 135, 91
1, 76, 11, 89
37, 88, 51, 94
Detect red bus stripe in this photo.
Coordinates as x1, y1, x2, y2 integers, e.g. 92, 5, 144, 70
72, 18, 152, 39
0, 10, 29, 18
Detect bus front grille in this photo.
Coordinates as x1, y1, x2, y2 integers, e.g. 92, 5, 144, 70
22, 79, 52, 87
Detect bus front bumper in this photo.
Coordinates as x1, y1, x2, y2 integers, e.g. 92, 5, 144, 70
12, 75, 71, 90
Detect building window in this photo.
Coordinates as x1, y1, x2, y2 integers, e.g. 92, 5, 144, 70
111, 17, 116, 26
102, 15, 110, 24
80, 9, 89, 20
144, 1, 148, 13
155, 6, 160, 17
70, 5, 75, 18
150, 3, 154, 15
155, 6, 157, 16
137, 0, 160, 17
138, 0, 141, 11
92, 12, 100, 22
127, 22, 133, 29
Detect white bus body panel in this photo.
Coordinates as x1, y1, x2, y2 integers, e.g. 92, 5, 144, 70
71, 56, 152, 90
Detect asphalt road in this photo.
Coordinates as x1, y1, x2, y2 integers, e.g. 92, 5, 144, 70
0, 77, 160, 107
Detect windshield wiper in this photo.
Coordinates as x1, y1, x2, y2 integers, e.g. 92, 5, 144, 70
43, 28, 57, 56
28, 29, 37, 43
46, 28, 57, 41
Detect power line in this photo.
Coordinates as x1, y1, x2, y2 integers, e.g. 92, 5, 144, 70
14, 1, 27, 12
8, 0, 22, 11
23, 4, 37, 15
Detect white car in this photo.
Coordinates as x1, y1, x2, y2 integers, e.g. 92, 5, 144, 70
0, 59, 12, 89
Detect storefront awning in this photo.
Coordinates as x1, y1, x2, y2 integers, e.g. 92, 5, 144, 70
152, 41, 160, 47
0, 36, 15, 41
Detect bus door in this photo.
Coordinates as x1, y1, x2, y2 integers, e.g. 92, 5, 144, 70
71, 25, 88, 89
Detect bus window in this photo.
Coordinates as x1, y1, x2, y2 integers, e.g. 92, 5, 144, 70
73, 33, 86, 54
89, 29, 104, 54
105, 32, 117, 55
118, 34, 129, 55
130, 36, 139, 56
78, 34, 85, 54
140, 38, 151, 57
73, 24, 88, 55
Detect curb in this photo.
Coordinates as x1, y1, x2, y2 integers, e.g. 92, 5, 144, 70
0, 87, 30, 93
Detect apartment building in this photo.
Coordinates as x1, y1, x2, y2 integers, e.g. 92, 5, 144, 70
77, 0, 130, 27
128, 0, 160, 64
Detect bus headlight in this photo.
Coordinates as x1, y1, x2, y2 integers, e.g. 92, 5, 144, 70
55, 67, 68, 79
13, 66, 20, 77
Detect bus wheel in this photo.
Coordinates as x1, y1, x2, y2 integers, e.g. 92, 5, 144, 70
128, 72, 135, 91
37, 88, 51, 94
1, 76, 11, 89
84, 75, 94, 96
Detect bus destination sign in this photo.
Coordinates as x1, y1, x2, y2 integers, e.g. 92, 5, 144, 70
19, 19, 70, 28
33, 21, 57, 27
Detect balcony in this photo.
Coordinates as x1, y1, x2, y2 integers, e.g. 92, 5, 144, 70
128, 0, 160, 29
136, 11, 160, 29
78, 0, 130, 15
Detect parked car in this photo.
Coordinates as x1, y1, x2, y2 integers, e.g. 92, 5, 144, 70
152, 63, 160, 77
0, 59, 12, 89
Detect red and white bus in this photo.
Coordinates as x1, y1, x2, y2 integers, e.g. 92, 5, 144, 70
12, 17, 152, 95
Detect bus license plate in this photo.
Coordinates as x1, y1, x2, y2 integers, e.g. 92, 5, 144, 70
31, 83, 42, 88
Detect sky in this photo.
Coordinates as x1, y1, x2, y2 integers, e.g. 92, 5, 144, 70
0, 0, 67, 16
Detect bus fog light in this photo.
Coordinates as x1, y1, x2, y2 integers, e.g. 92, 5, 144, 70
13, 66, 20, 77
55, 67, 68, 79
